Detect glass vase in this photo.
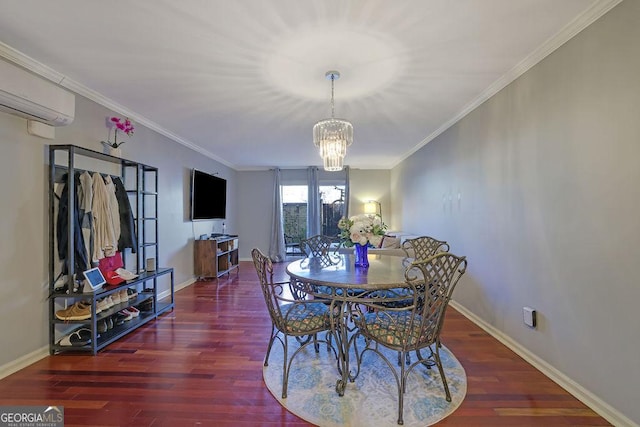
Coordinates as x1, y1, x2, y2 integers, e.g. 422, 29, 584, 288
354, 243, 369, 268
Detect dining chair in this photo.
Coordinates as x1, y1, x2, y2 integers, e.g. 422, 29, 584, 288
299, 234, 339, 257
353, 252, 467, 425
382, 235, 450, 366
251, 248, 334, 398
297, 235, 348, 300
402, 235, 449, 260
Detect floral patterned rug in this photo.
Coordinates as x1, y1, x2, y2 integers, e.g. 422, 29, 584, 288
263, 337, 466, 426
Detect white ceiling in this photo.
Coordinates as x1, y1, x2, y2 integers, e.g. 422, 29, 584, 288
0, 0, 617, 170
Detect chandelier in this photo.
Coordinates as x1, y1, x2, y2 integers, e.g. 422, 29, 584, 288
313, 71, 353, 171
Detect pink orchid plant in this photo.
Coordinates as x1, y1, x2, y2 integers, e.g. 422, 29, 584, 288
102, 116, 134, 148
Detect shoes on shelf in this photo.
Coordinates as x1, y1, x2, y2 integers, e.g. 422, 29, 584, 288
58, 328, 92, 347
123, 307, 139, 318
53, 274, 68, 291
111, 292, 121, 305
55, 302, 91, 321
127, 288, 138, 299
115, 268, 138, 280
113, 312, 128, 326
106, 316, 114, 330
118, 310, 133, 322
96, 298, 110, 313
53, 284, 69, 294
118, 289, 129, 302
137, 298, 153, 312
76, 300, 102, 315
97, 319, 108, 333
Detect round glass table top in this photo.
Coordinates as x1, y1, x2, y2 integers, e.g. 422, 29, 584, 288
286, 254, 411, 290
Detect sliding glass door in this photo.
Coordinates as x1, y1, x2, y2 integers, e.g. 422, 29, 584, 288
282, 184, 346, 255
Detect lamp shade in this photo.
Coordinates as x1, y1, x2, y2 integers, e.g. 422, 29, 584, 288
364, 200, 380, 215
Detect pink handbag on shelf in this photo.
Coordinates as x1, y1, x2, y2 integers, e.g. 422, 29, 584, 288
98, 252, 124, 277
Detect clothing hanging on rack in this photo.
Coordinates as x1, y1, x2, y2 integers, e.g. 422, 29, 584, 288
78, 171, 94, 267
56, 173, 89, 276
112, 176, 137, 252
56, 170, 137, 280
91, 172, 118, 261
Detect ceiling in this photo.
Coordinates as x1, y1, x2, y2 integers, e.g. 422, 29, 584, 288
0, 0, 616, 170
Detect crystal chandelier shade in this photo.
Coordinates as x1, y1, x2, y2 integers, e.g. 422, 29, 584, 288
323, 151, 344, 171
313, 71, 353, 171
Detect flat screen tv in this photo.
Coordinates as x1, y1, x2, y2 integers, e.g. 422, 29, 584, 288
191, 169, 227, 220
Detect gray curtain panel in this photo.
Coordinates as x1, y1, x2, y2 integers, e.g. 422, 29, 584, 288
269, 168, 286, 262
306, 166, 321, 237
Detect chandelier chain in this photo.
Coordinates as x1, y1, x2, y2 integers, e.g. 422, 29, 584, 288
330, 73, 335, 118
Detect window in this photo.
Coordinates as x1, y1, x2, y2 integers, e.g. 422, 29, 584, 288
282, 186, 307, 255
319, 186, 345, 239
282, 185, 346, 255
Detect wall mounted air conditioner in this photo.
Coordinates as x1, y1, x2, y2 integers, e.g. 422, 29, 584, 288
0, 59, 75, 126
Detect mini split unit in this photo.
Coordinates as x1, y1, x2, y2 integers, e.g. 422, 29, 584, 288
0, 59, 75, 126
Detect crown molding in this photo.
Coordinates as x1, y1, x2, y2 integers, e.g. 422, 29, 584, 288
0, 41, 236, 170
393, 0, 624, 169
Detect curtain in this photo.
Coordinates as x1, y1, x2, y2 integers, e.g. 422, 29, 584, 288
307, 166, 321, 237
344, 166, 351, 218
269, 168, 286, 262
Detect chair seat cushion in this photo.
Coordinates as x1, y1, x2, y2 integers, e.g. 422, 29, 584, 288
361, 311, 430, 348
281, 302, 329, 333
369, 287, 414, 308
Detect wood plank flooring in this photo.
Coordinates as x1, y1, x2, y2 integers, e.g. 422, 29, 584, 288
0, 261, 611, 426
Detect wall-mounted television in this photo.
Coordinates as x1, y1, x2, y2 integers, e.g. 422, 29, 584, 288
190, 169, 227, 220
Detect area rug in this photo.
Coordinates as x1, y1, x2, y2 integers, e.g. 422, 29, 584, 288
263, 338, 466, 427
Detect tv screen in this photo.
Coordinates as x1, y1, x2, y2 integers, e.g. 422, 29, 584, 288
191, 169, 227, 220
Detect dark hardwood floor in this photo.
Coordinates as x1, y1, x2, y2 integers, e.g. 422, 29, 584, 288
0, 261, 611, 426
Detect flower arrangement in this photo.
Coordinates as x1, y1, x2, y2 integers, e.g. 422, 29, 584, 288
102, 116, 134, 148
338, 214, 387, 247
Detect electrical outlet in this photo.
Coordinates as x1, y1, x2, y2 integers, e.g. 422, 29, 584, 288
523, 306, 537, 328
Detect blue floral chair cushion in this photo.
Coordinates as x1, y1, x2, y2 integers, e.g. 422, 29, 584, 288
280, 302, 330, 333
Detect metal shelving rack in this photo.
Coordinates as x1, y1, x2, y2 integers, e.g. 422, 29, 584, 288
48, 144, 174, 354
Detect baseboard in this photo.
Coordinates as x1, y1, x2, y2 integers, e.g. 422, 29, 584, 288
450, 301, 637, 427
1, 277, 197, 381
175, 277, 196, 292
0, 346, 50, 381
158, 277, 196, 301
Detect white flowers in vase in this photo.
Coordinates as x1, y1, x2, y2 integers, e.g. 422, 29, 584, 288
338, 214, 387, 247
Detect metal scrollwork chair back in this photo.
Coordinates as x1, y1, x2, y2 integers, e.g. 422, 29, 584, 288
297, 235, 344, 301
402, 235, 449, 260
299, 234, 338, 258
251, 248, 334, 398
353, 252, 467, 425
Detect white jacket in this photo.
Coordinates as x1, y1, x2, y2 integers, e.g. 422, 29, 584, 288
91, 172, 118, 260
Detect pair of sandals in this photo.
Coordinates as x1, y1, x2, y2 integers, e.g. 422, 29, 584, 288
58, 328, 92, 347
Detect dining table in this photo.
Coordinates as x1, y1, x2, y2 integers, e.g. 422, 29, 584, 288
286, 252, 417, 395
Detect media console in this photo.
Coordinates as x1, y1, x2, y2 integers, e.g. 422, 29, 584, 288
194, 234, 239, 279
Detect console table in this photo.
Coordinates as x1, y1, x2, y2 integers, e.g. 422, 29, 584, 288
194, 234, 239, 279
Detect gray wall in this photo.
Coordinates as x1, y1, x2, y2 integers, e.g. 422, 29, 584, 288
0, 92, 235, 368
237, 170, 274, 260
392, 1, 639, 424
237, 168, 392, 260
